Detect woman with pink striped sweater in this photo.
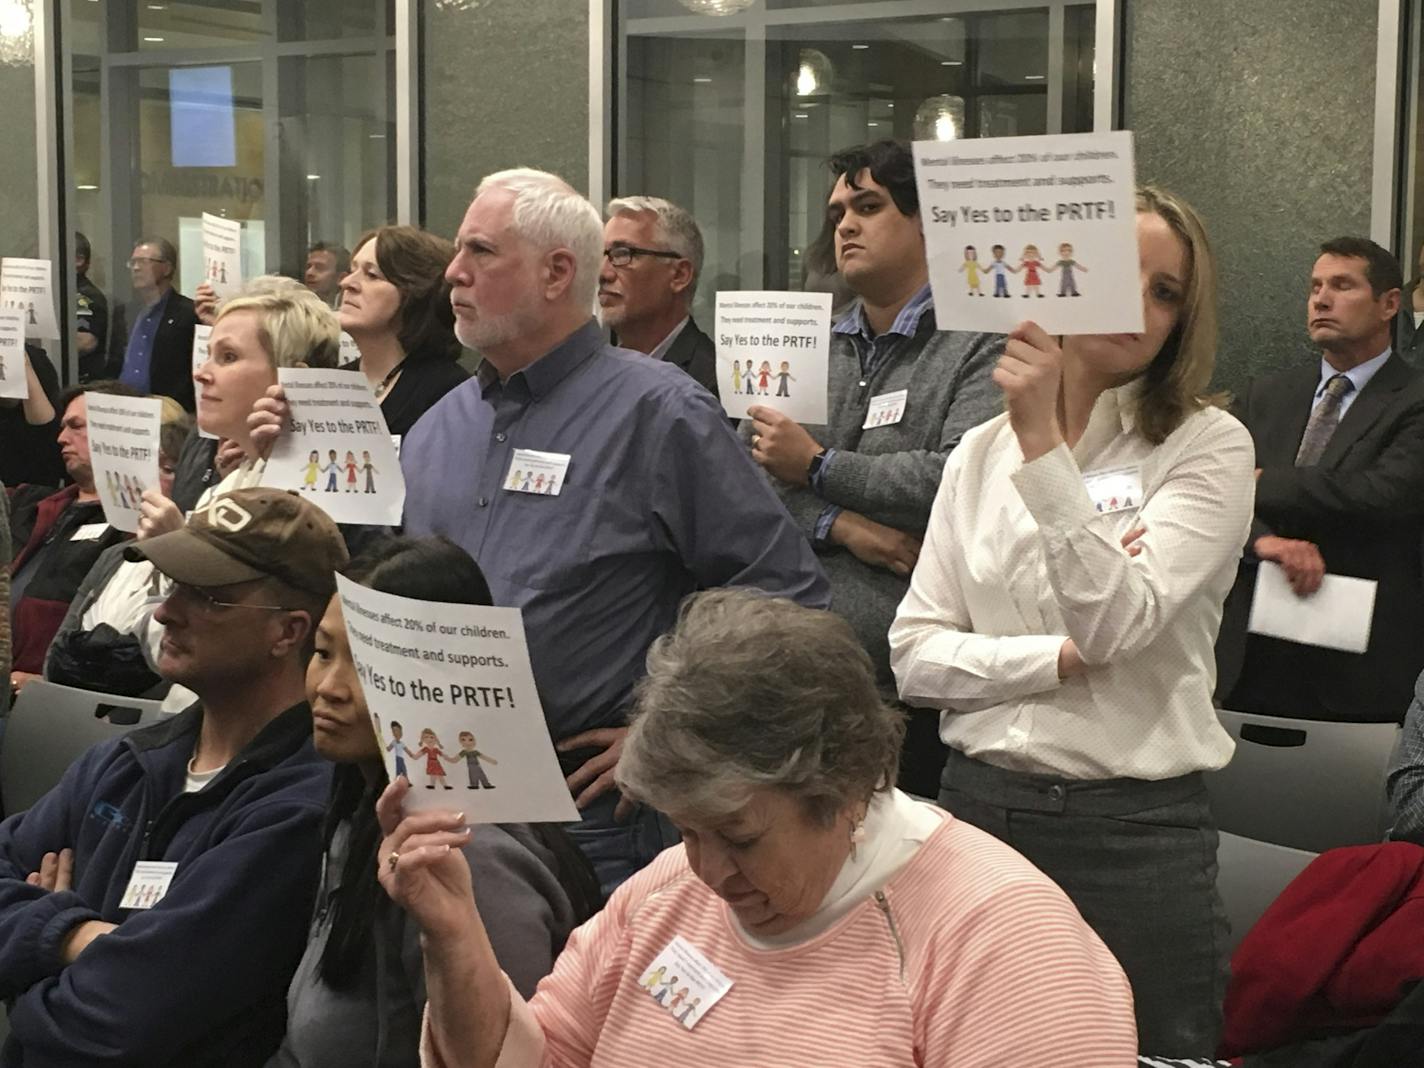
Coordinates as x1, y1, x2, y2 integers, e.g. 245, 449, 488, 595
376, 590, 1138, 1067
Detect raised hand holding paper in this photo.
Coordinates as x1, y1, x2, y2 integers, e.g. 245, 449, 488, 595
0, 257, 60, 339
87, 394, 163, 532
715, 291, 831, 422
914, 131, 1143, 335
267, 368, 405, 525
200, 213, 244, 300
335, 575, 579, 822
0, 311, 28, 399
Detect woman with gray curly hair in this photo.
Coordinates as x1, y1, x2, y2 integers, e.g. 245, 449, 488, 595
375, 589, 1136, 1067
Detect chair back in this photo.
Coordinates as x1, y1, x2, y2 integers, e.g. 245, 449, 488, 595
1208, 709, 1401, 852
1, 681, 164, 816
1215, 831, 1317, 956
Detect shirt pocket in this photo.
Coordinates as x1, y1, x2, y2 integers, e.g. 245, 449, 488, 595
484, 483, 599, 591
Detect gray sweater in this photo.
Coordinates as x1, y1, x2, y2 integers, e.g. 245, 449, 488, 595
754, 314, 1003, 687
266, 820, 576, 1068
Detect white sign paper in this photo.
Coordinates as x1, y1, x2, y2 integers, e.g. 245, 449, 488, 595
192, 325, 217, 439
87, 394, 163, 532
715, 291, 831, 423
1248, 562, 1377, 654
335, 576, 580, 822
863, 389, 907, 429
339, 331, 361, 366
0, 311, 28, 399
504, 449, 569, 496
120, 861, 179, 910
914, 131, 1143, 335
0, 257, 60, 339
201, 212, 244, 300
267, 368, 405, 525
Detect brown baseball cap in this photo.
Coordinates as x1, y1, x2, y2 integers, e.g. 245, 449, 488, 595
126, 488, 349, 597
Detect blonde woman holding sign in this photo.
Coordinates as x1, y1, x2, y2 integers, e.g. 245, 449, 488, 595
889, 187, 1254, 1055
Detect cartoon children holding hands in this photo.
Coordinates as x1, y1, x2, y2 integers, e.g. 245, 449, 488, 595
987, 244, 1015, 298
414, 727, 456, 790
1048, 242, 1088, 296
361, 450, 378, 493
959, 245, 983, 296
1018, 244, 1045, 298
343, 450, 360, 493
302, 450, 321, 491
774, 361, 795, 398
323, 449, 341, 492
455, 730, 499, 789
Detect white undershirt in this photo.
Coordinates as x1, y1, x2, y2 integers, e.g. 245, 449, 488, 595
647, 316, 691, 363
738, 788, 945, 949
184, 755, 224, 794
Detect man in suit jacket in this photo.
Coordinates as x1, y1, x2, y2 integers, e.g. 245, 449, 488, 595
598, 196, 717, 397
109, 236, 198, 412
1217, 237, 1424, 723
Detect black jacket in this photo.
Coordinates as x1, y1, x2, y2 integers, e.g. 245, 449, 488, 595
110, 290, 200, 412
662, 317, 719, 399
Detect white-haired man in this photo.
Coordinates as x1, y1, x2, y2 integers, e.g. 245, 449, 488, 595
598, 196, 717, 396
399, 169, 830, 895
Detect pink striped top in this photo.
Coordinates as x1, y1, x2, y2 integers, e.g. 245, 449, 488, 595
459, 810, 1137, 1067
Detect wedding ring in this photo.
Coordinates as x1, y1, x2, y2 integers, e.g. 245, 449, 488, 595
387, 850, 400, 872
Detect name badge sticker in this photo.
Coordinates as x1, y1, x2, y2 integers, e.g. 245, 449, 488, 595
504, 448, 571, 496
863, 389, 908, 429
120, 861, 178, 910
636, 935, 734, 1031
1081, 464, 1143, 515
70, 522, 109, 542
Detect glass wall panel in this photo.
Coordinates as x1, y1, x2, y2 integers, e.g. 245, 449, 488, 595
621, 1, 1095, 326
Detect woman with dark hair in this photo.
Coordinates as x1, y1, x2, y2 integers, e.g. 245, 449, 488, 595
266, 535, 599, 1068
339, 226, 469, 437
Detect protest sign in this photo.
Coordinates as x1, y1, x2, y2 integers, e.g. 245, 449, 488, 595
0, 311, 28, 399
339, 332, 361, 366
267, 367, 404, 525
715, 291, 831, 423
87, 394, 163, 532
0, 257, 60, 339
201, 212, 244, 300
914, 130, 1143, 335
335, 575, 580, 822
192, 325, 217, 438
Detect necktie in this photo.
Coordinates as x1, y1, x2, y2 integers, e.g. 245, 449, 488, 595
1295, 374, 1355, 466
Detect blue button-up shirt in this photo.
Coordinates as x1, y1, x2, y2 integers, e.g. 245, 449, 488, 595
119, 289, 171, 393
813, 284, 937, 540
400, 320, 831, 741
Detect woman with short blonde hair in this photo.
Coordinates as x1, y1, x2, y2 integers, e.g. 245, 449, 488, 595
889, 185, 1253, 1055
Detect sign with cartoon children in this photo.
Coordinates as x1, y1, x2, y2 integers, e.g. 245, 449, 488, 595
266, 367, 405, 525
86, 393, 164, 532
637, 936, 734, 1031
714, 291, 831, 423
335, 575, 580, 822
914, 130, 1143, 336
0, 257, 61, 340
200, 212, 244, 300
0, 311, 28, 399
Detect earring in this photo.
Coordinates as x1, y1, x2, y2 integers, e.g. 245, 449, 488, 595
849, 816, 867, 860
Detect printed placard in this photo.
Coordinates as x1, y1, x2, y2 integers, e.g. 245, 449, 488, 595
192, 325, 217, 439
504, 449, 569, 496
863, 389, 907, 429
0, 311, 28, 399
339, 331, 361, 366
914, 131, 1143, 335
637, 936, 734, 1030
87, 394, 164, 532
715, 291, 831, 423
120, 861, 179, 910
267, 368, 405, 525
0, 257, 60, 339
335, 575, 580, 822
201, 212, 244, 300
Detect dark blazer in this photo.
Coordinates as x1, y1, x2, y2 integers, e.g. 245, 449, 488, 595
1216, 353, 1424, 722
662, 317, 718, 399
109, 289, 199, 412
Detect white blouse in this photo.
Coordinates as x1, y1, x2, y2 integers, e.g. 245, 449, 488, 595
889, 382, 1255, 780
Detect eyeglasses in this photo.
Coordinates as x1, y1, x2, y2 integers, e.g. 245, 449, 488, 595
169, 581, 290, 614
603, 245, 683, 268
127, 256, 167, 269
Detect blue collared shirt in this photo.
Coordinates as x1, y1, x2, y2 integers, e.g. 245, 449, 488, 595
1313, 346, 1391, 422
119, 290, 171, 393
400, 319, 831, 740
813, 285, 936, 540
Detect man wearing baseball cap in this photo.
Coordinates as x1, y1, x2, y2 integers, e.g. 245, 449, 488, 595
0, 489, 347, 1067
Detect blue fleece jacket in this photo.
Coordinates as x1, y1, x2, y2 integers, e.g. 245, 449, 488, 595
0, 702, 330, 1067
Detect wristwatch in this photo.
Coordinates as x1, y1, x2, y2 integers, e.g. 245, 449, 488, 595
806, 449, 827, 484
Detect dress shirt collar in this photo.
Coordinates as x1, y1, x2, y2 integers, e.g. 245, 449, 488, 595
647, 316, 691, 363
1316, 346, 1391, 400
476, 318, 603, 400
833, 282, 935, 342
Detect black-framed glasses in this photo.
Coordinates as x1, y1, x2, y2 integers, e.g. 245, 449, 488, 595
126, 256, 167, 269
603, 245, 683, 268
169, 581, 290, 614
